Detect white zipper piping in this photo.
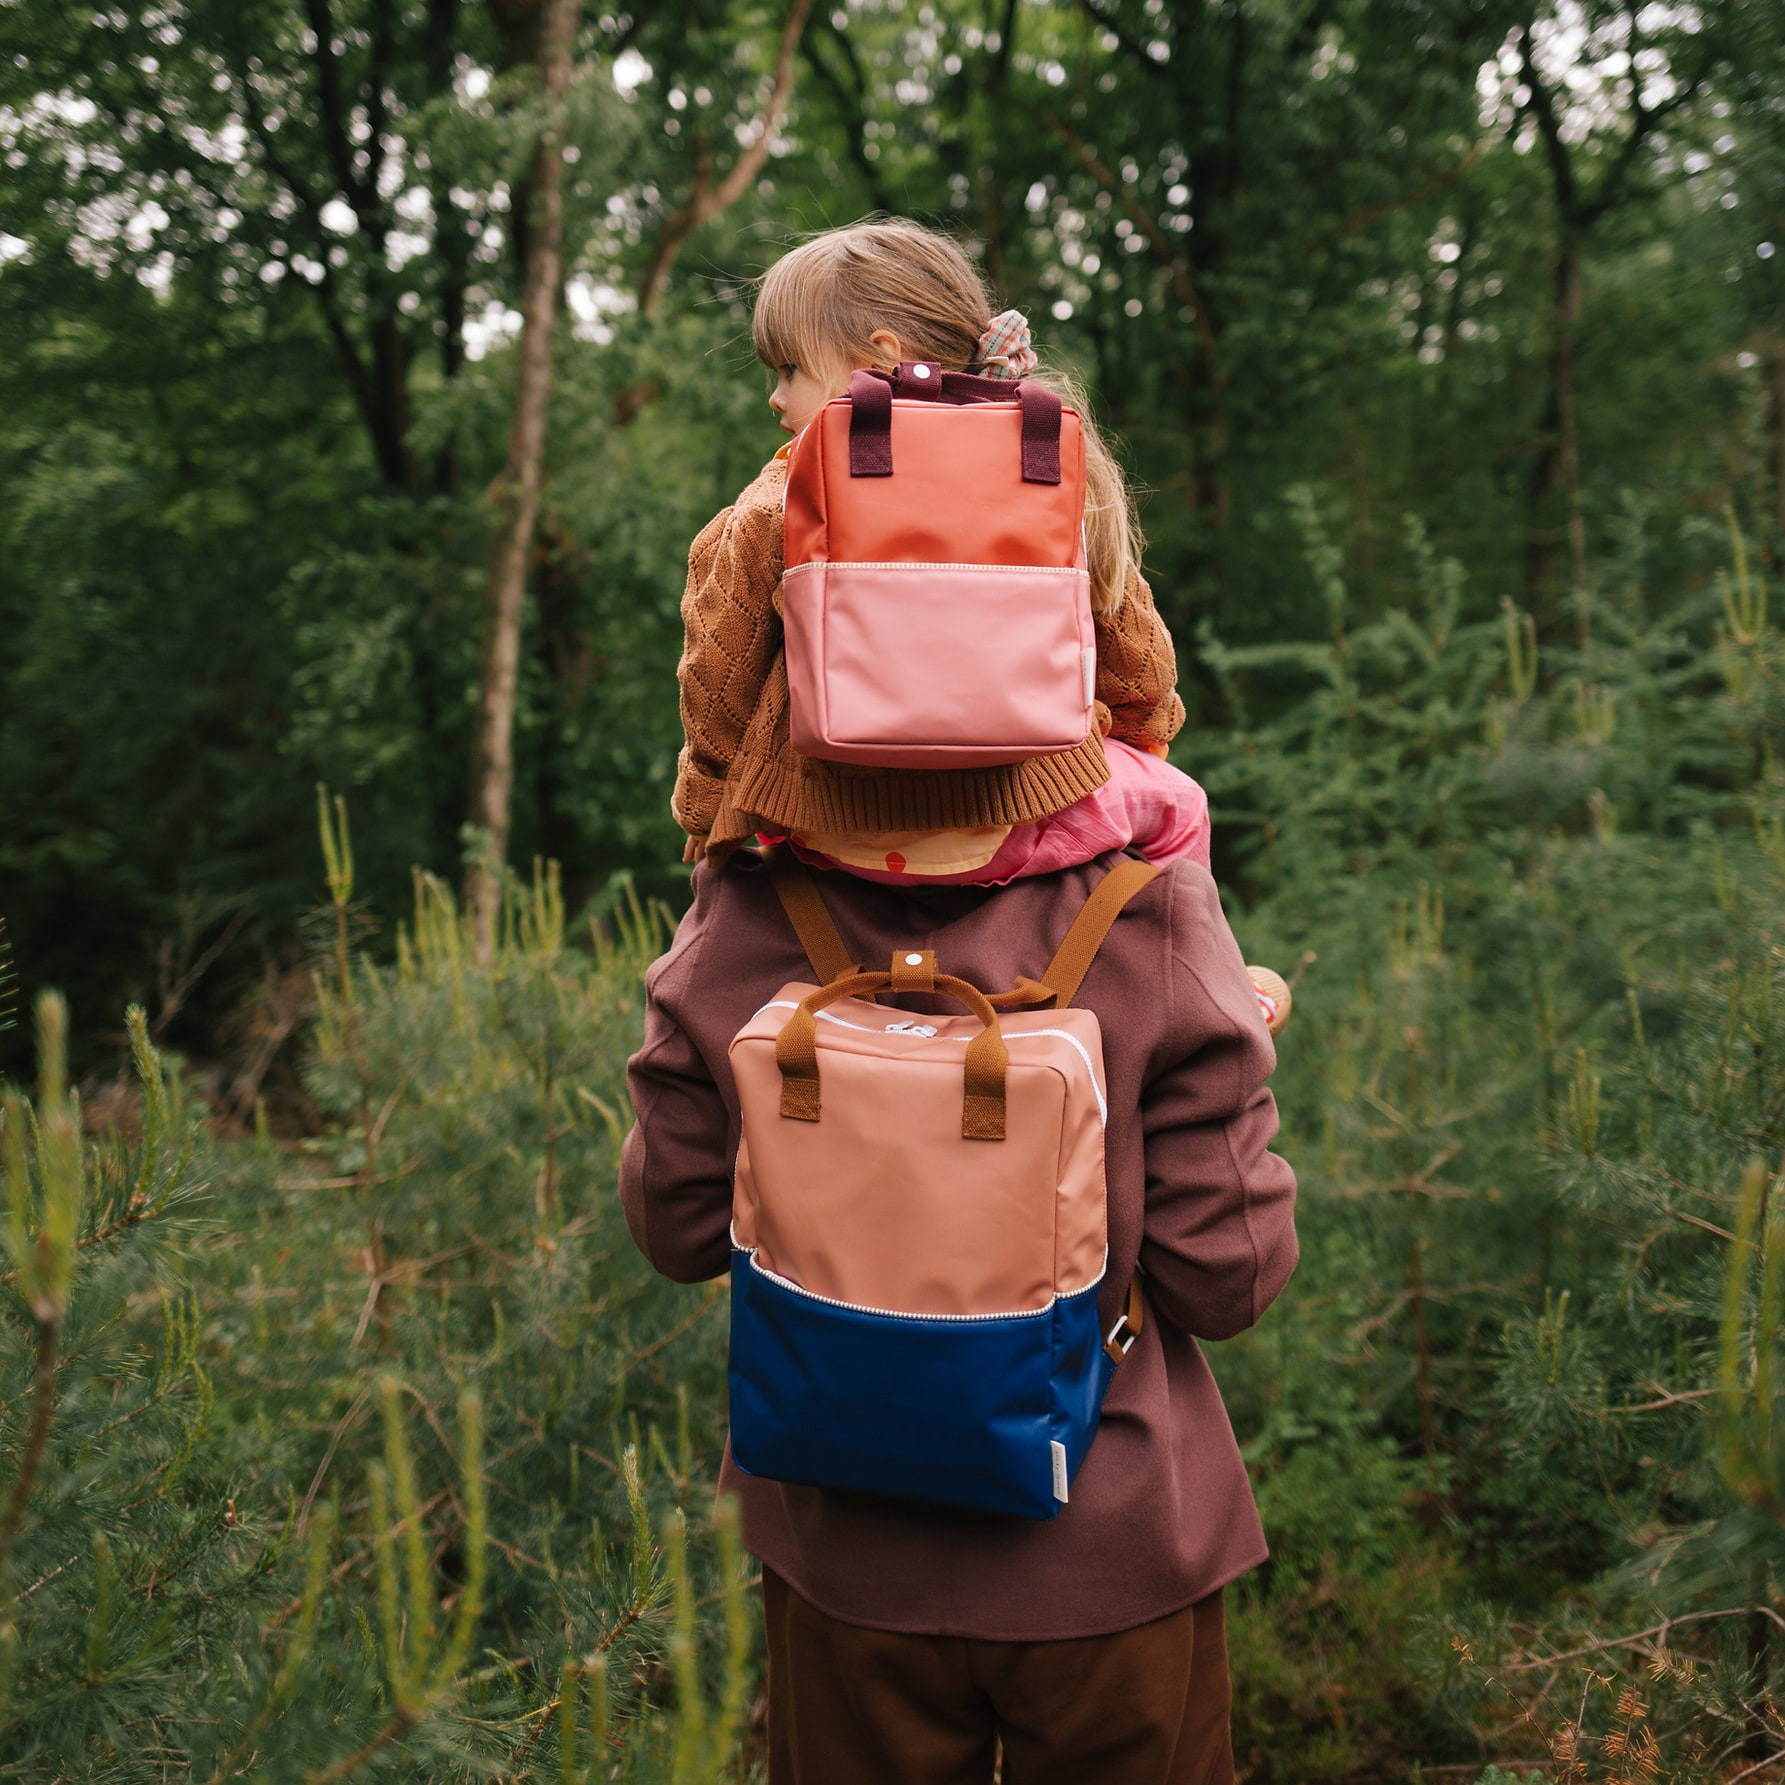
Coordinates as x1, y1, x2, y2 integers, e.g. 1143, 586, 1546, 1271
782, 560, 1085, 577
734, 1236, 1107, 1324
755, 1001, 1107, 1126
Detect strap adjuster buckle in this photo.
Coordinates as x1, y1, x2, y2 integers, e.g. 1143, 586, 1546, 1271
1104, 1271, 1145, 1364
1104, 1312, 1138, 1361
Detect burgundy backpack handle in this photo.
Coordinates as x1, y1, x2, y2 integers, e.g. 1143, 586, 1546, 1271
847, 368, 894, 476
846, 363, 1061, 485
1016, 382, 1063, 484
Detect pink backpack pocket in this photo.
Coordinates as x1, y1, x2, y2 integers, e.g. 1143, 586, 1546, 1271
782, 561, 1095, 768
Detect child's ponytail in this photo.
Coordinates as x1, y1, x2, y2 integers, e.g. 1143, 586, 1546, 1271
752, 220, 1143, 614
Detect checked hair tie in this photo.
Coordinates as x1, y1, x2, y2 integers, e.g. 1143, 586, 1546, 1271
971, 308, 1038, 380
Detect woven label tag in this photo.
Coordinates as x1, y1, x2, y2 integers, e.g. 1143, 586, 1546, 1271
1051, 1440, 1069, 1503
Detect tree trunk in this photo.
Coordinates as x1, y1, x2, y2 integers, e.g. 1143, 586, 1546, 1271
1770, 332, 1785, 555
464, 0, 578, 955
426, 0, 468, 489
1554, 237, 1588, 651
1192, 363, 1232, 535
369, 315, 416, 489
533, 512, 600, 916
1522, 231, 1587, 645
976, 0, 1021, 290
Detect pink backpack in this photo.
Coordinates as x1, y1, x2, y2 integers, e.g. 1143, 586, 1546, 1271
781, 361, 1095, 769
725, 849, 1154, 1519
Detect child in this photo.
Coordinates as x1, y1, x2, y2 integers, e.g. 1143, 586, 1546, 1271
671, 218, 1289, 1029
631, 224, 1299, 1781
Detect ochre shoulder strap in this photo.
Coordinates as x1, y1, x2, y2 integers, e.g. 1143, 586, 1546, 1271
768, 845, 1159, 1005
1038, 858, 1163, 1009
1045, 859, 1160, 1369
765, 847, 857, 985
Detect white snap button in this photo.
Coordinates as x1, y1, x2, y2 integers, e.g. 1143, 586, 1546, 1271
905, 953, 923, 966
911, 364, 931, 379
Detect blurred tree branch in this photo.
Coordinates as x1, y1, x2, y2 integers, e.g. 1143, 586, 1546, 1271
1033, 108, 1217, 364
636, 0, 817, 317
1307, 147, 1486, 251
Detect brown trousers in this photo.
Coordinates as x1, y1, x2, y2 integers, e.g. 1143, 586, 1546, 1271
763, 1571, 1236, 1785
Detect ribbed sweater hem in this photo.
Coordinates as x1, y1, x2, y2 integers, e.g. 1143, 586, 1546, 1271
714, 732, 1112, 842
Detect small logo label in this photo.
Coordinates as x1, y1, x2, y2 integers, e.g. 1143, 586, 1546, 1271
1051, 1440, 1069, 1503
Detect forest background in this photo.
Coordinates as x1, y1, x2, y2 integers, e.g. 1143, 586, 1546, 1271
2, 0, 1785, 1778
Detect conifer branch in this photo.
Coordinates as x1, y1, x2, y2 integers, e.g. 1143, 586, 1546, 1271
502, 1442, 665, 1772
200, 1508, 335, 1785
0, 918, 17, 1035
0, 1196, 152, 1292
0, 996, 86, 1575
303, 1386, 485, 1784
0, 1319, 59, 1577
624, 1280, 726, 1369
1498, 1605, 1785, 1674
304, 1706, 421, 1785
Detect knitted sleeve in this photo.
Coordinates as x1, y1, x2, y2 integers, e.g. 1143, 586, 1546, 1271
1093, 568, 1185, 751
671, 461, 788, 839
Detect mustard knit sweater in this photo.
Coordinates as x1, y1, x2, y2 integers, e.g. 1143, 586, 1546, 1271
672, 455, 1186, 849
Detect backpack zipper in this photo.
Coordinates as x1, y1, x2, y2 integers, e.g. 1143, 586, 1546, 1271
754, 1001, 1107, 1125
734, 1239, 1107, 1323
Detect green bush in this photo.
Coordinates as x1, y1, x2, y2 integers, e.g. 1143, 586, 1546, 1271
1200, 503, 1785, 1777
0, 837, 754, 1780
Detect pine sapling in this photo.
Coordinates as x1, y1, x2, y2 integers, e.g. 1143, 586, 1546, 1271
0, 993, 84, 1576
305, 1381, 487, 1784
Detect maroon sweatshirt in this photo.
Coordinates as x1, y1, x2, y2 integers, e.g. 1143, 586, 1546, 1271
620, 849, 1297, 1641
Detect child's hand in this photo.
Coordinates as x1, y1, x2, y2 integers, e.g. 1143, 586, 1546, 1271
1247, 965, 1292, 1037
682, 835, 708, 864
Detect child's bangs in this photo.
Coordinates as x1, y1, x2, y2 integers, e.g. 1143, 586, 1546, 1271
751, 253, 842, 374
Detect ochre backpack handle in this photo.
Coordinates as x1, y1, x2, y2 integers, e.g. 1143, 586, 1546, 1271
775, 960, 1010, 1141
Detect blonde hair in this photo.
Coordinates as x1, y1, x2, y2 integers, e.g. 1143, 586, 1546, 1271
752, 219, 1142, 613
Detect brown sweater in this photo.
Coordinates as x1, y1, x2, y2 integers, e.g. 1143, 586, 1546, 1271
620, 850, 1298, 1640
672, 456, 1187, 849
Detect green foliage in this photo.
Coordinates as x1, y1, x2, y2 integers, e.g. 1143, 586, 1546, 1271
1199, 502, 1785, 1774
0, 854, 756, 1778
3, 1, 1785, 1775
1722, 1162, 1785, 1521
4, 501, 1785, 1778
1229, 1549, 1460, 1783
